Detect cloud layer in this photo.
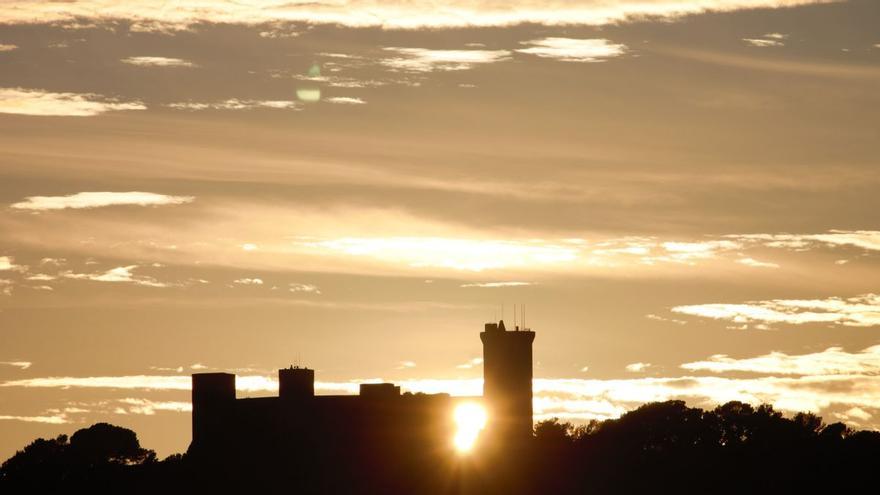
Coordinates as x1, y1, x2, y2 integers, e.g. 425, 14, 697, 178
682, 345, 880, 376
672, 293, 880, 328
11, 192, 194, 211
0, 88, 145, 116
0, 1, 831, 29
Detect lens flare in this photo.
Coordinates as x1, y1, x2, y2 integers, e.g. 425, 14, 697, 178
452, 402, 487, 453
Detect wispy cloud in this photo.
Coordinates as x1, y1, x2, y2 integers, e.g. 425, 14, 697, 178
0, 374, 276, 393
456, 358, 483, 369
382, 48, 511, 72
681, 345, 880, 376
744, 32, 787, 47
736, 257, 780, 268
0, 361, 31, 370
120, 56, 195, 67
10, 191, 194, 211
289, 283, 320, 294
325, 97, 366, 105
396, 361, 417, 369
625, 362, 652, 372
516, 38, 626, 62
0, 44, 17, 52
460, 281, 532, 288
730, 231, 880, 252
61, 265, 169, 288
672, 293, 880, 328
117, 398, 191, 415
167, 99, 298, 110
0, 88, 145, 116
233, 278, 263, 285
645, 314, 687, 325
743, 38, 784, 47
0, 414, 67, 424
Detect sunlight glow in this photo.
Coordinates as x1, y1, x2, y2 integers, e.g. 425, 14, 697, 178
304, 236, 578, 271
452, 402, 487, 453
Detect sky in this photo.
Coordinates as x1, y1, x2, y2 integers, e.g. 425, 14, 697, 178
1, 0, 879, 460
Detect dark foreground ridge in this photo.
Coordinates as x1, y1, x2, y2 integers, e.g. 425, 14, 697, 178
3, 400, 880, 494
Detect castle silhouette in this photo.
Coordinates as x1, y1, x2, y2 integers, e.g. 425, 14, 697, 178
190, 320, 535, 455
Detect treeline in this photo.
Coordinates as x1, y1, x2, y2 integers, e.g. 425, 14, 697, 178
522, 400, 880, 494
2, 400, 879, 494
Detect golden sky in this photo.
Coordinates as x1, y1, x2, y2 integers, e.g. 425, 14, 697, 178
1, 0, 879, 459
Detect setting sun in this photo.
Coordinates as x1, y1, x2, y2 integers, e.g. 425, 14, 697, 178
452, 402, 488, 453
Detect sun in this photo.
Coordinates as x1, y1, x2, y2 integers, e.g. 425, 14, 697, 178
452, 402, 488, 453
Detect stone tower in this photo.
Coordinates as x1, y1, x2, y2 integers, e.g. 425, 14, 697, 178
480, 319, 535, 439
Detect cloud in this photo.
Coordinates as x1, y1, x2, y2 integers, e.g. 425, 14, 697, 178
289, 283, 320, 294
0, 256, 15, 271
672, 293, 880, 328
0, 1, 830, 30
744, 32, 788, 47
460, 281, 532, 288
659, 240, 742, 262
10, 191, 194, 211
625, 362, 652, 372
26, 273, 56, 281
0, 88, 145, 116
120, 56, 195, 67
0, 44, 17, 52
150, 365, 184, 373
456, 358, 484, 369
0, 279, 12, 296
732, 231, 880, 252
61, 265, 169, 288
396, 361, 417, 369
743, 38, 784, 47
681, 345, 880, 376
0, 361, 31, 370
234, 278, 263, 285
381, 48, 511, 72
325, 97, 366, 105
736, 257, 779, 268
116, 398, 191, 415
0, 374, 276, 393
645, 314, 687, 325
0, 414, 67, 424
516, 38, 627, 62
167, 99, 298, 110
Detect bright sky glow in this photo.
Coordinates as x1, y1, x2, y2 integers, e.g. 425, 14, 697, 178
302, 237, 578, 271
